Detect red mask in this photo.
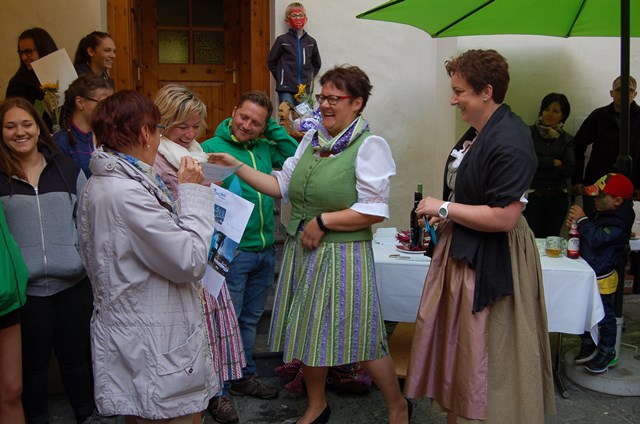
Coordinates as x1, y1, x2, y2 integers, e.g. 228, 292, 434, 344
287, 8, 307, 30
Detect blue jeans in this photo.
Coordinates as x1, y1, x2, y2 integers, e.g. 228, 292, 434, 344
580, 293, 616, 354
225, 247, 276, 377
277, 91, 299, 106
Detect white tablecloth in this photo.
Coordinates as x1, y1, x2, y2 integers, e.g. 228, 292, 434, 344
373, 231, 605, 342
374, 242, 430, 323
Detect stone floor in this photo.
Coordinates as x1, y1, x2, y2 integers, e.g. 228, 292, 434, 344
47, 295, 640, 423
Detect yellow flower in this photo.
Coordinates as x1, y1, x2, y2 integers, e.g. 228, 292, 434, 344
294, 84, 307, 102
35, 82, 62, 132
40, 83, 59, 93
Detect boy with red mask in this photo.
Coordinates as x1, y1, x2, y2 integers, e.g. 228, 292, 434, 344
268, 2, 322, 106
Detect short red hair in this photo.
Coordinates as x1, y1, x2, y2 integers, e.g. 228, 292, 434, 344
93, 90, 160, 150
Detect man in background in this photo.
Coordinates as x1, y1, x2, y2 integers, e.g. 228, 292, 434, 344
573, 75, 640, 215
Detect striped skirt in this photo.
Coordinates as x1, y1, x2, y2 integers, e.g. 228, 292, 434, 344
268, 234, 389, 367
202, 283, 246, 382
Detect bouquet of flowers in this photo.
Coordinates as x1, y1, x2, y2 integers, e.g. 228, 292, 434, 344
294, 83, 314, 110
294, 82, 316, 117
34, 83, 62, 133
292, 82, 321, 133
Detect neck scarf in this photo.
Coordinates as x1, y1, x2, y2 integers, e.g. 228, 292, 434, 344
157, 136, 209, 169
535, 118, 564, 140
312, 115, 369, 155
104, 147, 179, 215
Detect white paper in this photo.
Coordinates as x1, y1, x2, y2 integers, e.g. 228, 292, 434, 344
31, 48, 78, 94
201, 162, 242, 182
204, 185, 254, 297
202, 264, 225, 299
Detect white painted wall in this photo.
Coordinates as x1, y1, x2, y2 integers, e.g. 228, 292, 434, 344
273, 0, 640, 229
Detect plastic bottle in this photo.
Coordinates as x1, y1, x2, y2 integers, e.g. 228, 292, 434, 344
567, 221, 580, 259
410, 184, 424, 249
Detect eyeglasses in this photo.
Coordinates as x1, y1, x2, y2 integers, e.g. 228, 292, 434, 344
315, 94, 353, 105
289, 13, 306, 18
82, 96, 100, 103
156, 124, 166, 135
614, 87, 637, 93
17, 48, 37, 57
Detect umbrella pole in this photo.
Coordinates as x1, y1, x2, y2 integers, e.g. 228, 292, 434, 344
614, 0, 632, 181
614, 0, 631, 361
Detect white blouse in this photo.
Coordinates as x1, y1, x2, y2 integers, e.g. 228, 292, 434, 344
272, 130, 396, 219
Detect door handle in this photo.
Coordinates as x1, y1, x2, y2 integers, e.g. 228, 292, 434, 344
225, 62, 237, 84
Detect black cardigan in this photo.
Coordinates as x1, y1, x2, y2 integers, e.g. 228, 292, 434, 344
443, 104, 537, 312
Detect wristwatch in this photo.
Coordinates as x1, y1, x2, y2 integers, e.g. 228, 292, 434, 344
438, 201, 451, 219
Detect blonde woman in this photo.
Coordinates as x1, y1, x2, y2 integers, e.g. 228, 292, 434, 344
153, 84, 246, 424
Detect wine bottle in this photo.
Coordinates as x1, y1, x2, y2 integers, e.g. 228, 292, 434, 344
567, 221, 580, 259
410, 184, 424, 249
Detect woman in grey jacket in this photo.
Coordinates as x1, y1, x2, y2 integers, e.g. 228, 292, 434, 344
78, 90, 218, 422
0, 97, 94, 424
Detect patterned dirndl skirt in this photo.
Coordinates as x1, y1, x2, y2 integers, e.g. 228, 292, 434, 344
268, 233, 389, 367
201, 283, 246, 382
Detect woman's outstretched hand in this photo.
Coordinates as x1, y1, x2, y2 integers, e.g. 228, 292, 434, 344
207, 153, 242, 168
178, 156, 204, 184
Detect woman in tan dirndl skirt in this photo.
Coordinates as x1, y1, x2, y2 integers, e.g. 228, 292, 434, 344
404, 49, 555, 424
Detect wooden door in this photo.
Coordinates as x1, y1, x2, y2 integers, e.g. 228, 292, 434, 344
138, 0, 240, 140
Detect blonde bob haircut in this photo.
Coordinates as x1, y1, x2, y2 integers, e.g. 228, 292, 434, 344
285, 2, 305, 19
153, 84, 207, 137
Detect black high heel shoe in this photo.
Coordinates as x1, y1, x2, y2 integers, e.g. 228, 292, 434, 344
405, 397, 413, 423
310, 404, 331, 424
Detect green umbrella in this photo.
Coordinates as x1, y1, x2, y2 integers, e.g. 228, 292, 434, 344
357, 0, 639, 172
356, 0, 640, 37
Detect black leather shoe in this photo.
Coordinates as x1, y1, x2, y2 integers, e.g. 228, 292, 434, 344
405, 397, 413, 422
310, 404, 331, 424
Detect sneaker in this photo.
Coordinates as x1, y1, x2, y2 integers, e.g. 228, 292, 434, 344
585, 350, 617, 374
229, 374, 279, 399
574, 344, 598, 364
208, 396, 239, 424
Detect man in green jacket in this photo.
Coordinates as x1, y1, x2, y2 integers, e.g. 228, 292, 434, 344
201, 90, 298, 423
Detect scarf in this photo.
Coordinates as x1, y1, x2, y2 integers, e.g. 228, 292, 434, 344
104, 147, 179, 215
157, 136, 209, 169
535, 118, 564, 140
312, 115, 369, 155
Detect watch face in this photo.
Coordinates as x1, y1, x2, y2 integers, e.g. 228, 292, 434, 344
439, 205, 448, 218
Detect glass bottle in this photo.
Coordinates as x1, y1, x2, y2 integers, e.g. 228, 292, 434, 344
410, 184, 424, 249
567, 220, 580, 259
